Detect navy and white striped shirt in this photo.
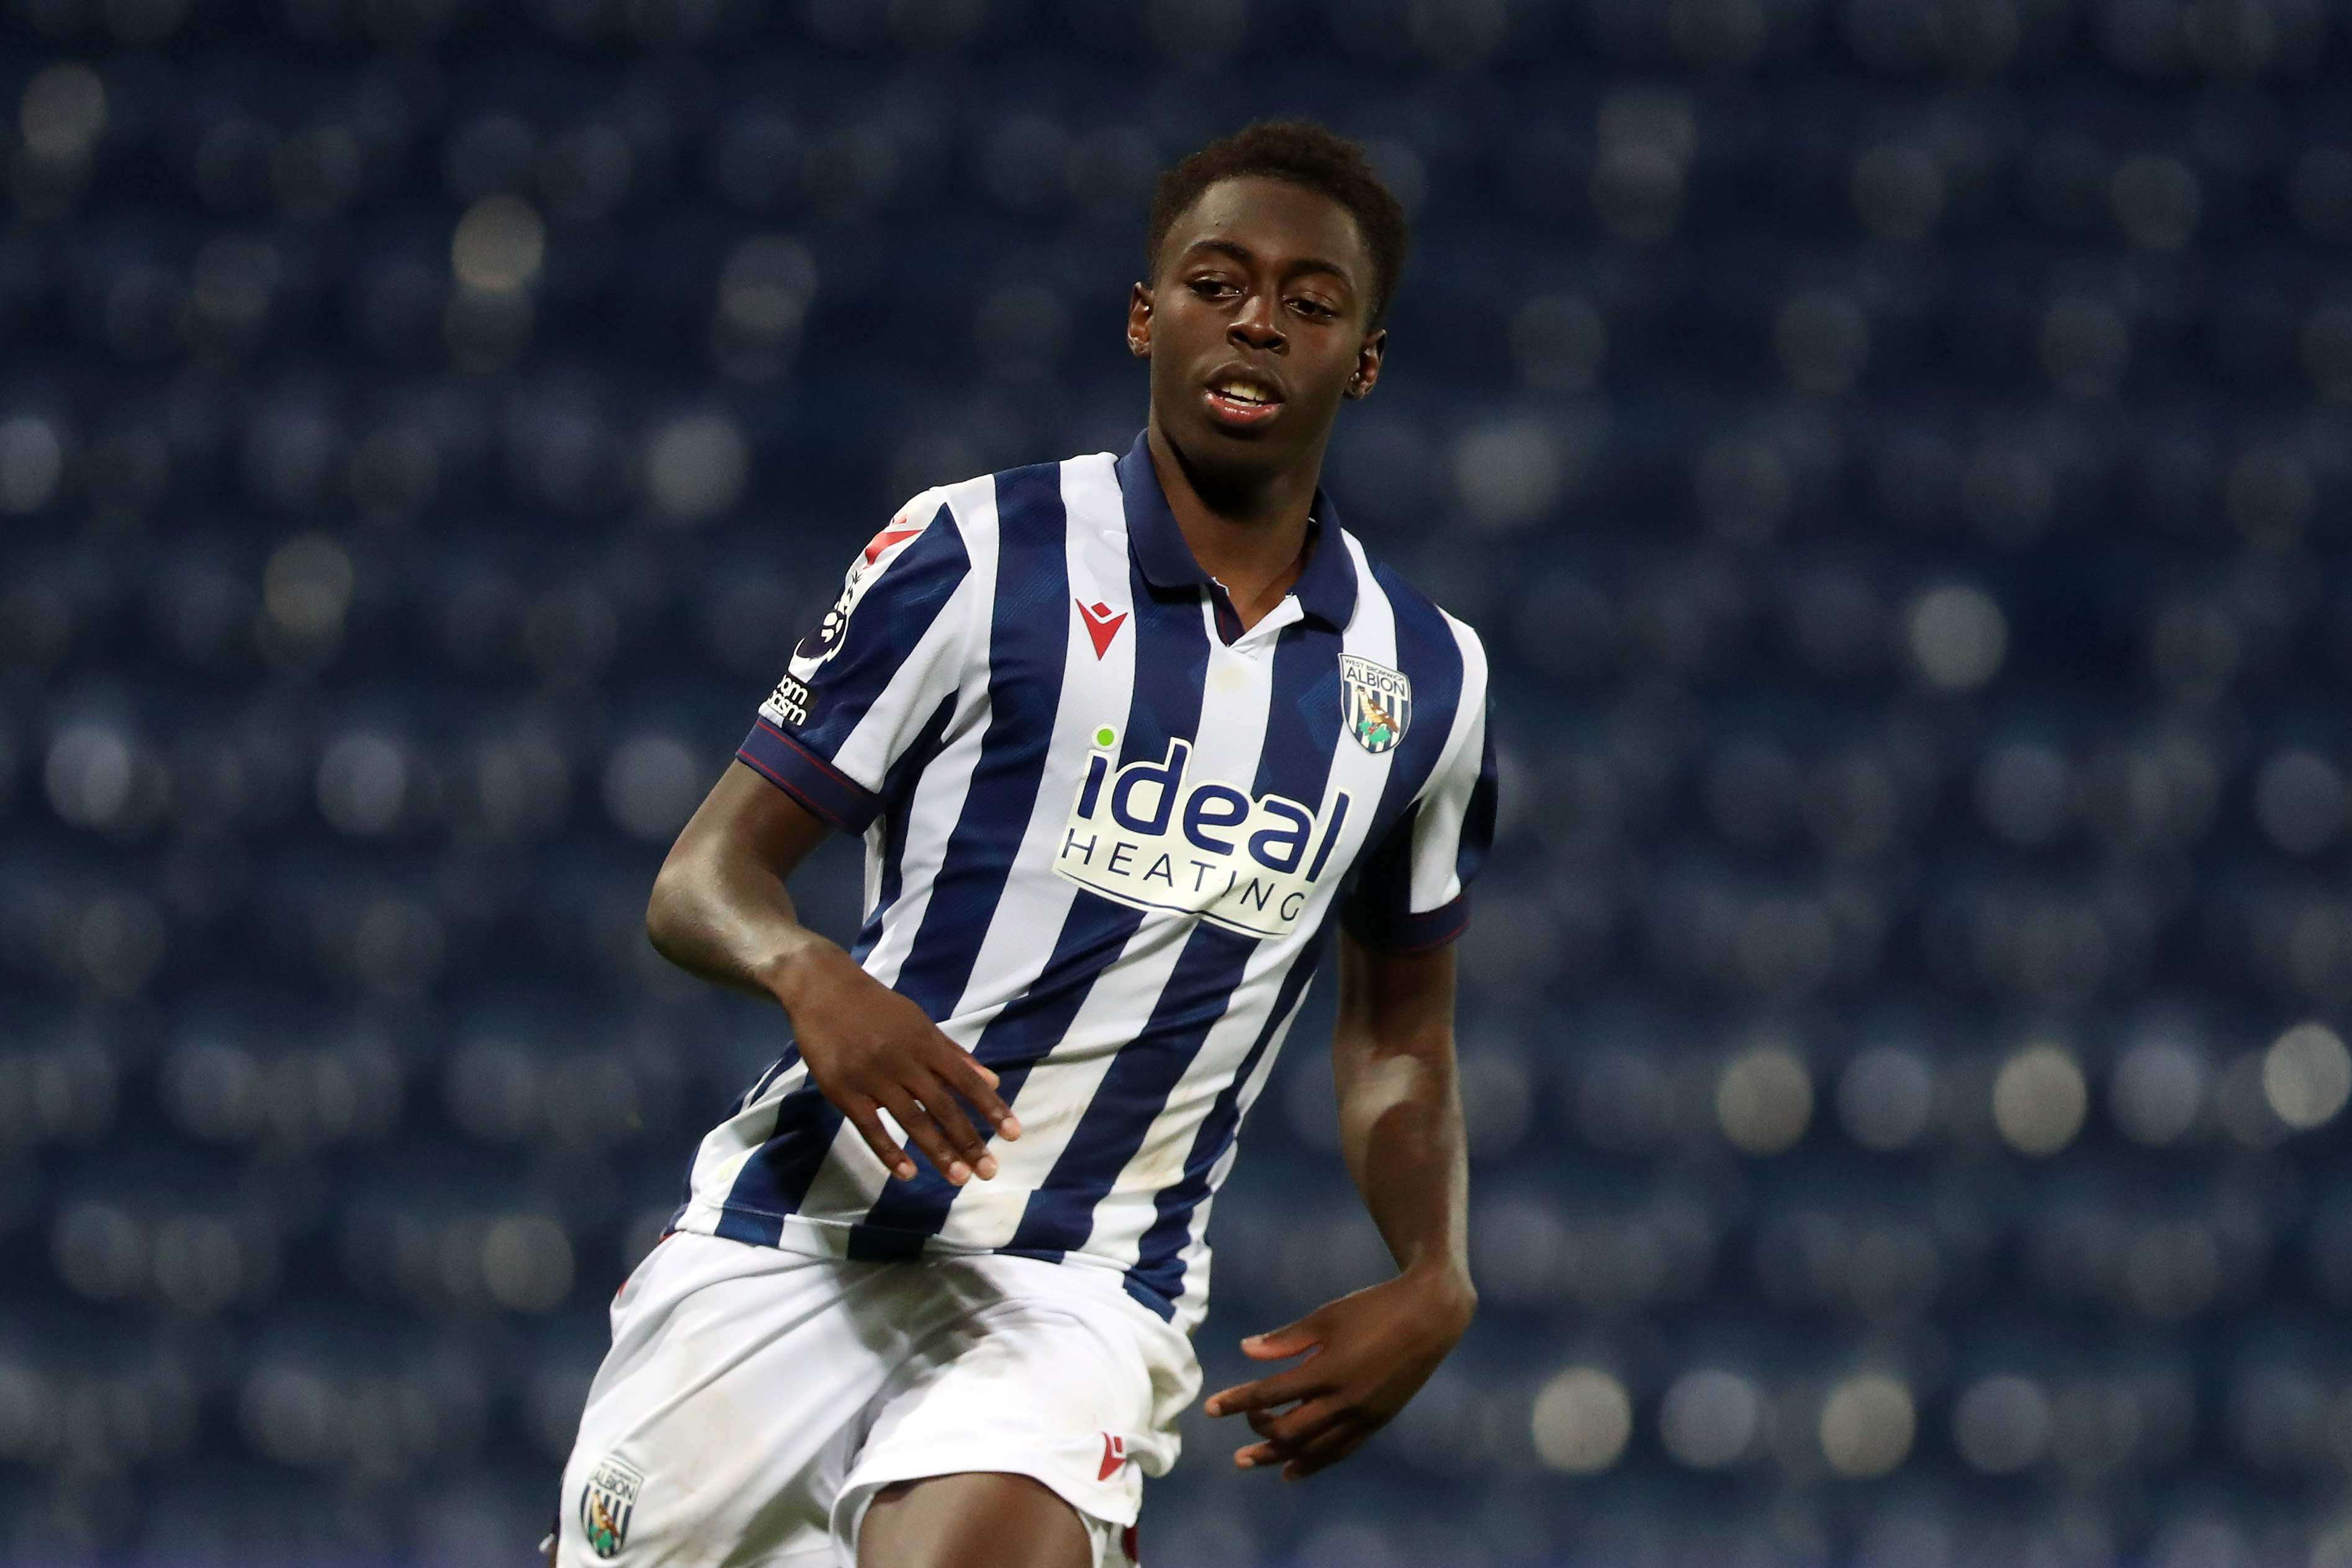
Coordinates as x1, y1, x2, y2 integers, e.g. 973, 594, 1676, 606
674, 436, 1497, 1331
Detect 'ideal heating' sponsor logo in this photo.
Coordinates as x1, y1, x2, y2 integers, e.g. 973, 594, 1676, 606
1054, 731, 1349, 939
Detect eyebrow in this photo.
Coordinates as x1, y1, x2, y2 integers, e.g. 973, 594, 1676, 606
1183, 238, 1354, 289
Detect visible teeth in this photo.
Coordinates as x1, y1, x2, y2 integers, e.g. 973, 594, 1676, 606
1217, 382, 1270, 405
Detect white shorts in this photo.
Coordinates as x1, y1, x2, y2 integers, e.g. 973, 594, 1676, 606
554, 1231, 1201, 1568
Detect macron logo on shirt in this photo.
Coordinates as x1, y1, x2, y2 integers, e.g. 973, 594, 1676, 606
1076, 599, 1127, 659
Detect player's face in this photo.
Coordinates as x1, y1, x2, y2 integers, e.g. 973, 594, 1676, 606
1132, 176, 1385, 482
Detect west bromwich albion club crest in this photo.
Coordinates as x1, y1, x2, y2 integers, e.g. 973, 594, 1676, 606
581, 1455, 644, 1559
1340, 655, 1412, 754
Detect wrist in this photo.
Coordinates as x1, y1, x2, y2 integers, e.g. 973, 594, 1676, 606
1400, 1259, 1477, 1334
759, 932, 845, 1015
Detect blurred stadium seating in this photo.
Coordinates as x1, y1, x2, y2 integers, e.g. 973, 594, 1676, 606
6, 0, 2352, 1561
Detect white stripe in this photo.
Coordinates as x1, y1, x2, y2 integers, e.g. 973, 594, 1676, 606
674, 1058, 812, 1233
1406, 613, 1489, 914
1075, 934, 1289, 1271
937, 916, 1196, 1248
932, 454, 1132, 1033
1079, 535, 1398, 1273
826, 480, 989, 796
1163, 973, 1315, 1335
796, 477, 1004, 1219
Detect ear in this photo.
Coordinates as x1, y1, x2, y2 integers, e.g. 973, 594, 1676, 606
1343, 328, 1386, 400
1127, 282, 1154, 358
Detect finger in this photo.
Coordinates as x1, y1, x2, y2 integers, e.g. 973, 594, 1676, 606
1237, 1405, 1359, 1474
909, 1071, 999, 1181
1241, 1401, 1317, 1438
1240, 1317, 1323, 1360
1246, 1394, 1338, 1447
930, 1039, 1021, 1140
1205, 1363, 1325, 1418
1281, 1415, 1377, 1480
875, 1088, 973, 1184
844, 1101, 918, 1182
1234, 1420, 1359, 1474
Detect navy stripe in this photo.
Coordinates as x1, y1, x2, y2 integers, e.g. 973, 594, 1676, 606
1124, 933, 1326, 1309
855, 892, 1142, 1235
886, 466, 1072, 1022
1254, 613, 1348, 826
1366, 564, 1469, 829
1001, 921, 1258, 1257
963, 536, 1371, 1261
679, 1051, 797, 1235
852, 475, 1215, 1235
791, 503, 969, 760
1341, 801, 1420, 947
1457, 712, 1499, 891
1110, 613, 1348, 1303
714, 1073, 843, 1237
977, 480, 1233, 1252
850, 693, 960, 965
840, 465, 1074, 1228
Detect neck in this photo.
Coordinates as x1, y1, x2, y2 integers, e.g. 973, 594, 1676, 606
1145, 418, 1325, 630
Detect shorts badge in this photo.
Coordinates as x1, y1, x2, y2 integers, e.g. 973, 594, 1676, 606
581, 1455, 645, 1559
1339, 655, 1412, 755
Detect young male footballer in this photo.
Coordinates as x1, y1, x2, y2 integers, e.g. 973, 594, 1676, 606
554, 120, 1497, 1568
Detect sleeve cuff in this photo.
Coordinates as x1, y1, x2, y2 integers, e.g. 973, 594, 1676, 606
1342, 890, 1472, 955
737, 719, 880, 833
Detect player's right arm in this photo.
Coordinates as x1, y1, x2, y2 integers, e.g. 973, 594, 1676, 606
646, 495, 1018, 1187
646, 764, 1019, 1186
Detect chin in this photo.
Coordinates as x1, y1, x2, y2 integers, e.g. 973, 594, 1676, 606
1171, 420, 1291, 479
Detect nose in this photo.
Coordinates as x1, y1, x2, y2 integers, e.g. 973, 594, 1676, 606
1229, 289, 1285, 352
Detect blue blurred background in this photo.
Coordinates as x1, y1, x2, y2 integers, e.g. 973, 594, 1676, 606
7, 0, 2352, 1562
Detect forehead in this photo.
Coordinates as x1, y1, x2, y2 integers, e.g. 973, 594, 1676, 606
1158, 174, 1371, 282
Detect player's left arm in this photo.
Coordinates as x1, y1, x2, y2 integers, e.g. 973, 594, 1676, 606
1204, 930, 1476, 1480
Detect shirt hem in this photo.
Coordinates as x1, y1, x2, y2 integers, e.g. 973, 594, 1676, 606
1344, 890, 1472, 953
676, 1207, 1183, 1320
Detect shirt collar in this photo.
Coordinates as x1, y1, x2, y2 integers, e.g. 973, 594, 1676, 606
1114, 432, 1358, 632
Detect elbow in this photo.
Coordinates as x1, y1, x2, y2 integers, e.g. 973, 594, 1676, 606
643, 863, 689, 963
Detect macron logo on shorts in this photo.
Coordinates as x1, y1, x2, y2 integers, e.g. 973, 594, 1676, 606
1097, 1432, 1127, 1480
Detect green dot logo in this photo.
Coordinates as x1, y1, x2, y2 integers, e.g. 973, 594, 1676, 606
1095, 728, 1115, 747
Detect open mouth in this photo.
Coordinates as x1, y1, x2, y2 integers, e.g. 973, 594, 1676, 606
1204, 375, 1282, 426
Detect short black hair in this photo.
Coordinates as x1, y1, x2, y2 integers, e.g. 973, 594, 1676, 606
1146, 120, 1410, 325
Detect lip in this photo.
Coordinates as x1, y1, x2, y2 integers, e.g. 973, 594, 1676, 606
1200, 366, 1286, 430
1203, 387, 1282, 429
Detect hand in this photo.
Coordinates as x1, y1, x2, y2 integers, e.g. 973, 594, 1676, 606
772, 943, 1020, 1184
1202, 1268, 1475, 1480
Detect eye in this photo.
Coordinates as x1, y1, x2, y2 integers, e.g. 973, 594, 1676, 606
1187, 275, 1240, 300
1289, 295, 1338, 320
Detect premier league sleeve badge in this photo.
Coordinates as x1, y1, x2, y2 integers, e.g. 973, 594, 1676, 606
1339, 654, 1413, 754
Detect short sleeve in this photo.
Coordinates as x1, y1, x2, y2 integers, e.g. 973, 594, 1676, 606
736, 496, 975, 833
1341, 631, 1498, 954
